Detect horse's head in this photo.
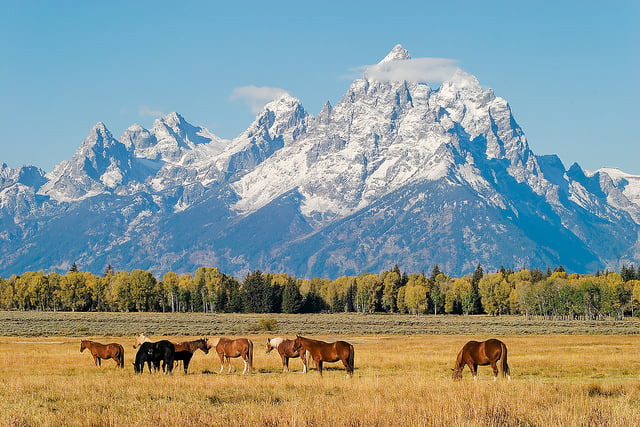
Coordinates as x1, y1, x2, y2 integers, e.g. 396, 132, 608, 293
451, 368, 462, 381
133, 333, 146, 349
292, 336, 302, 352
205, 337, 216, 350
80, 340, 87, 352
199, 338, 209, 354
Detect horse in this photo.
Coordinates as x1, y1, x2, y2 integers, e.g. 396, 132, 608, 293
133, 340, 175, 374
292, 335, 354, 377
134, 334, 187, 369
173, 338, 209, 374
266, 337, 308, 373
133, 333, 152, 349
80, 340, 124, 368
207, 337, 253, 374
452, 338, 510, 381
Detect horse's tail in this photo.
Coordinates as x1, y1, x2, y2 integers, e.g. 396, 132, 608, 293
347, 344, 355, 376
500, 341, 510, 378
247, 339, 254, 372
118, 344, 125, 368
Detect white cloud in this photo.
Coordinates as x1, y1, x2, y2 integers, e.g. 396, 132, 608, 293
139, 106, 164, 117
230, 86, 289, 114
350, 57, 461, 85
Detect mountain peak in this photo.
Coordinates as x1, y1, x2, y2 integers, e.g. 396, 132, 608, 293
379, 44, 411, 64
159, 112, 184, 127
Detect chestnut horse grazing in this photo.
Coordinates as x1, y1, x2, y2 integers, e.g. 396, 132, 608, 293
173, 338, 209, 374
80, 340, 124, 368
292, 335, 354, 377
208, 337, 253, 374
266, 337, 308, 373
452, 339, 510, 381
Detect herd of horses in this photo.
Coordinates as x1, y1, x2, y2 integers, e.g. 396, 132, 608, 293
81, 335, 509, 381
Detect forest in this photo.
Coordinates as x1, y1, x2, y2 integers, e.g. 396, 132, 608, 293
1, 263, 640, 320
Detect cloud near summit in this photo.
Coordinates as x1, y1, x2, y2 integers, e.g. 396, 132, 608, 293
352, 57, 461, 85
231, 86, 290, 114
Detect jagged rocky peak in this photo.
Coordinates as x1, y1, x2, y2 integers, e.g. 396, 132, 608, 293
80, 122, 117, 149
245, 93, 309, 143
120, 123, 156, 155
379, 44, 411, 63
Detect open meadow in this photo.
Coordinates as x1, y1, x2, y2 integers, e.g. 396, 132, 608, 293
1, 313, 640, 426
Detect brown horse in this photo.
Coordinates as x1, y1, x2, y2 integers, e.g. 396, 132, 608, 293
173, 338, 209, 374
207, 337, 253, 374
292, 335, 354, 377
452, 338, 510, 381
80, 340, 124, 368
266, 337, 308, 373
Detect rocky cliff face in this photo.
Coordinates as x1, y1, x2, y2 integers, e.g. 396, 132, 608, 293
1, 45, 639, 278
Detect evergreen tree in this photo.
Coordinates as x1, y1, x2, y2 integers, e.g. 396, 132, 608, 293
531, 268, 544, 283
621, 264, 636, 282
281, 279, 303, 314
471, 263, 484, 314
430, 265, 442, 284
70, 262, 79, 273
103, 264, 113, 277
344, 282, 357, 312
242, 270, 267, 313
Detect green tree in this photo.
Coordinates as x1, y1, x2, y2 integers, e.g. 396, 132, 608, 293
281, 278, 303, 313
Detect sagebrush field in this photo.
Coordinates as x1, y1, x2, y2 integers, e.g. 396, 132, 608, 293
1, 313, 639, 426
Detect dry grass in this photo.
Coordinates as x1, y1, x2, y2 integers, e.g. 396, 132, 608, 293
1, 333, 640, 426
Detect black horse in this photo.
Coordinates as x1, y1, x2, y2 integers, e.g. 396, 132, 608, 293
134, 340, 175, 374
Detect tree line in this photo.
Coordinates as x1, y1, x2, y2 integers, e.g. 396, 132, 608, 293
1, 263, 640, 319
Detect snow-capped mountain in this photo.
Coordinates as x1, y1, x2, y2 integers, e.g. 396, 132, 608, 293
1, 45, 639, 278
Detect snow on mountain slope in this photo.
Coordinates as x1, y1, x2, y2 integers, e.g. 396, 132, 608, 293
1, 44, 639, 278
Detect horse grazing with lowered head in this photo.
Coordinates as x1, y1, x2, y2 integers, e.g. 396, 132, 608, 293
292, 335, 354, 377
208, 337, 253, 374
452, 338, 510, 381
133, 340, 175, 374
266, 337, 308, 373
80, 340, 124, 368
173, 338, 209, 374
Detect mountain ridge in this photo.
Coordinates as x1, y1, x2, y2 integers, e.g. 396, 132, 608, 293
2, 45, 639, 278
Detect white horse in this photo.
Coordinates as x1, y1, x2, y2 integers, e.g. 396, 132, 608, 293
266, 336, 308, 373
133, 333, 152, 349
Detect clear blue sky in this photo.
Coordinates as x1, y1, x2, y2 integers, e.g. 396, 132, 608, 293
1, 1, 638, 174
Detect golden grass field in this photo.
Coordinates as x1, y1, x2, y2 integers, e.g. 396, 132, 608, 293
2, 330, 640, 426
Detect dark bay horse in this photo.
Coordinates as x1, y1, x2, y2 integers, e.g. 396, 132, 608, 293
133, 340, 175, 374
266, 337, 308, 373
452, 338, 510, 381
173, 338, 209, 374
292, 335, 354, 377
208, 337, 253, 374
80, 340, 124, 368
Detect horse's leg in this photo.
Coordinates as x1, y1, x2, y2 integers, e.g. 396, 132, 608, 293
243, 355, 248, 374
470, 363, 478, 381
340, 355, 352, 377
302, 352, 307, 373
317, 360, 323, 376
490, 360, 499, 381
218, 353, 225, 374
281, 354, 288, 373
